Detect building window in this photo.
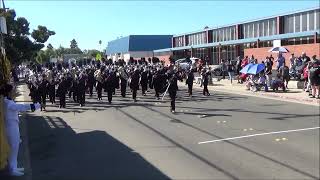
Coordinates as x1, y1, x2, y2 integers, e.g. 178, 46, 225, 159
263, 20, 269, 36
309, 10, 315, 30
316, 10, 320, 30
253, 22, 258, 37
302, 12, 308, 32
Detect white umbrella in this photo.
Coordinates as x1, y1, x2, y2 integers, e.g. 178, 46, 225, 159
268, 47, 289, 53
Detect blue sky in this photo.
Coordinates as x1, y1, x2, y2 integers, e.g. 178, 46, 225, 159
5, 0, 319, 50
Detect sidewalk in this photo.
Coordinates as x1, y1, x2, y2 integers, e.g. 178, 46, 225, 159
180, 79, 320, 106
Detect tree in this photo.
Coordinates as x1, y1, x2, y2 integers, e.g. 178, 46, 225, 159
31, 25, 55, 43
47, 43, 54, 50
0, 9, 55, 64
68, 39, 82, 54
86, 49, 101, 58
70, 39, 78, 49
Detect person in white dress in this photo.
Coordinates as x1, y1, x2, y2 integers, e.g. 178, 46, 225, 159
1, 84, 40, 176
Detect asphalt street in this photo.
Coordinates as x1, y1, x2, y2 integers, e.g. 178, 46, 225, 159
21, 85, 320, 180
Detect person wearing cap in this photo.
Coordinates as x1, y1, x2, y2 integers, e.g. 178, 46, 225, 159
1, 84, 41, 176
202, 68, 211, 96
78, 70, 87, 107
289, 53, 295, 70
38, 74, 49, 111
130, 68, 140, 102
104, 68, 116, 104
276, 53, 285, 72
140, 67, 148, 96
167, 65, 183, 113
56, 75, 68, 108
186, 67, 194, 97
301, 52, 311, 65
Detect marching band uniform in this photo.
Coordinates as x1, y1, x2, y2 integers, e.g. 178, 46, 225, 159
202, 69, 210, 96
87, 68, 95, 97
57, 75, 68, 108
148, 68, 154, 89
166, 68, 182, 113
130, 69, 140, 102
186, 69, 194, 97
94, 67, 105, 101
38, 74, 49, 111
153, 70, 161, 100
78, 71, 87, 107
47, 69, 56, 104
140, 68, 148, 96
119, 67, 128, 98
104, 70, 116, 104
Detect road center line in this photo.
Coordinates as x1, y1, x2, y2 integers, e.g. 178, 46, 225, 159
198, 127, 320, 144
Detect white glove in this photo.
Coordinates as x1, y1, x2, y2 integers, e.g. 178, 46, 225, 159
34, 103, 41, 110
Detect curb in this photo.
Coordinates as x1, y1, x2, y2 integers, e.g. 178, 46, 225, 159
179, 82, 319, 107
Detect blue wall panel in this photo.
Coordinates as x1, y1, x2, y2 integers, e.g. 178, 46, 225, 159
129, 35, 172, 51
106, 36, 130, 54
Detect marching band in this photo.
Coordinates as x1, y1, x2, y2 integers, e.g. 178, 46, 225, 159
24, 59, 212, 113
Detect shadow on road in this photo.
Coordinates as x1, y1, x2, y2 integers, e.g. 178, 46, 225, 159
24, 114, 170, 180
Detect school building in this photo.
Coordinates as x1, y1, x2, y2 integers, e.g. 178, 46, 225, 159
154, 7, 320, 65
105, 35, 172, 63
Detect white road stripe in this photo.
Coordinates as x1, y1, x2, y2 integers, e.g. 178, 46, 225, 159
198, 127, 320, 144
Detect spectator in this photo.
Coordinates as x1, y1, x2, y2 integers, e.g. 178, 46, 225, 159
303, 64, 309, 92
294, 57, 303, 67
220, 59, 226, 79
308, 55, 320, 99
289, 53, 295, 70
227, 59, 235, 84
236, 56, 242, 75
250, 55, 255, 63
271, 73, 286, 92
275, 53, 285, 71
241, 56, 249, 68
265, 57, 273, 87
269, 54, 274, 66
279, 62, 290, 89
257, 72, 268, 92
301, 52, 311, 65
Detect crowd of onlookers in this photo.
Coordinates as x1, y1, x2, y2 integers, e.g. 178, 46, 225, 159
216, 52, 320, 99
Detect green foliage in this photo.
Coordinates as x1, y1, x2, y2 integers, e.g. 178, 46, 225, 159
0, 9, 55, 65
31, 25, 55, 43
70, 39, 78, 49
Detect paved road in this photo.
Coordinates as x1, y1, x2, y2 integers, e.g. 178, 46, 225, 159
22, 85, 319, 180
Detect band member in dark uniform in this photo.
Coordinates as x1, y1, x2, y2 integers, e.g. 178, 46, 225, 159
57, 75, 68, 108
87, 68, 95, 97
78, 71, 87, 107
38, 74, 49, 111
140, 67, 148, 96
130, 68, 140, 102
186, 68, 194, 97
166, 66, 182, 113
47, 65, 56, 104
148, 67, 153, 89
202, 68, 210, 96
114, 67, 120, 95
119, 66, 128, 98
94, 66, 105, 101
105, 69, 116, 104
153, 69, 162, 100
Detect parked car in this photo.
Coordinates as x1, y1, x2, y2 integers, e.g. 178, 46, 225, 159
175, 57, 200, 70
212, 60, 237, 76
